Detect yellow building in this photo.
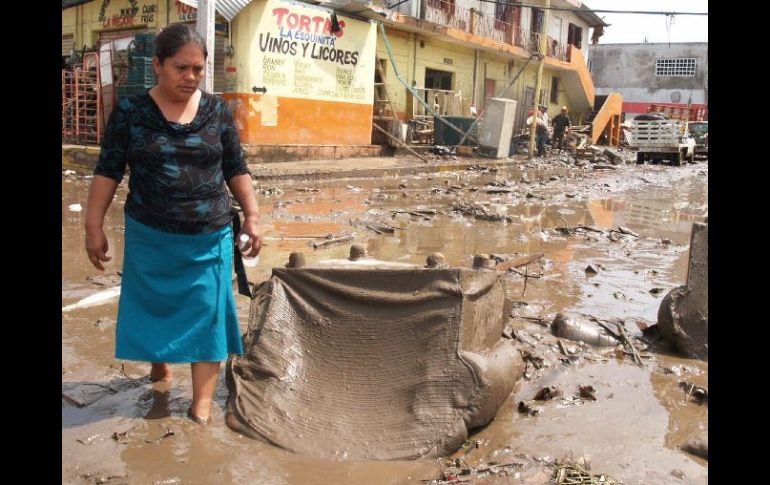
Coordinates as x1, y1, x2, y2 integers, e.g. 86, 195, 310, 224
62, 0, 618, 151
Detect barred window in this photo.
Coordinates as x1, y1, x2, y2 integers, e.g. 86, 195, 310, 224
656, 58, 696, 77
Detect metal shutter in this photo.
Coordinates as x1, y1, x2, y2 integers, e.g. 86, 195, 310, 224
62, 34, 75, 56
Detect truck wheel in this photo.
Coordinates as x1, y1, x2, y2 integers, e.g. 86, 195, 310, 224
637, 153, 645, 164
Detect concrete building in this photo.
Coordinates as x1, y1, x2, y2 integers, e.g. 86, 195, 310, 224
63, 0, 620, 158
588, 42, 708, 120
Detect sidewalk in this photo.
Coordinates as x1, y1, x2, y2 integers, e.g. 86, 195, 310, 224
62, 144, 524, 182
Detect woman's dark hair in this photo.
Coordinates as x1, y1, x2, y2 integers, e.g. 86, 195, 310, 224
154, 23, 208, 63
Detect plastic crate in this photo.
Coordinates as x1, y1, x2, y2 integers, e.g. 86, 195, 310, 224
133, 33, 156, 56
433, 116, 477, 146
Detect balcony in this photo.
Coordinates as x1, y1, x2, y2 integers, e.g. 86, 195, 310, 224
423, 0, 571, 62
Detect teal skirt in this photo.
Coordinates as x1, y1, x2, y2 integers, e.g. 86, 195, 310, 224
115, 215, 244, 363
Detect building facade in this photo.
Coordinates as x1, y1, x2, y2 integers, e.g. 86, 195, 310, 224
589, 42, 708, 120
63, 0, 609, 151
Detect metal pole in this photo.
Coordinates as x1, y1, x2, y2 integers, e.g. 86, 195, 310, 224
528, 0, 550, 158
196, 0, 216, 93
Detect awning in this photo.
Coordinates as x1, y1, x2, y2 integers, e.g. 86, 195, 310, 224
176, 0, 254, 22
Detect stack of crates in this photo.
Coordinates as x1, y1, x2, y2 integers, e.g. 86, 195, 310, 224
117, 33, 157, 99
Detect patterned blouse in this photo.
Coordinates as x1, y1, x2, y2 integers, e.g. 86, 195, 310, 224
94, 90, 250, 234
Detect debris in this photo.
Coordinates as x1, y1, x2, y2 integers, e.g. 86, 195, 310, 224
617, 226, 640, 237
453, 202, 512, 222
592, 164, 617, 170
585, 264, 598, 275
496, 253, 544, 272
649, 287, 666, 295
552, 456, 622, 484
534, 386, 563, 401
552, 313, 619, 347
365, 223, 396, 235
679, 382, 708, 404
63, 170, 77, 176
145, 427, 175, 444
68, 203, 83, 212
613, 291, 626, 300
577, 386, 597, 401
76, 433, 104, 445
517, 400, 543, 416
614, 320, 644, 367
310, 233, 355, 249
259, 186, 284, 196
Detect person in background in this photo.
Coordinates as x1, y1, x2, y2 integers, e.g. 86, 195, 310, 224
552, 106, 572, 150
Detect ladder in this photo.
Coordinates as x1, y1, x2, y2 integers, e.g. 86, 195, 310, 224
372, 55, 401, 146
62, 52, 102, 145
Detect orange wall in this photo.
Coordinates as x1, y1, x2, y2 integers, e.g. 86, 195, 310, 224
224, 94, 374, 145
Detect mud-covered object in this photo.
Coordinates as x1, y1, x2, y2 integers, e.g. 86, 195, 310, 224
657, 222, 708, 360
552, 313, 619, 347
225, 264, 523, 460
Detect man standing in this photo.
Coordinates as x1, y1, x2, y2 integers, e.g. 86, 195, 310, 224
527, 109, 549, 157
552, 106, 572, 150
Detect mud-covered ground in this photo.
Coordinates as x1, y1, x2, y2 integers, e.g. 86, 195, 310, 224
62, 154, 707, 484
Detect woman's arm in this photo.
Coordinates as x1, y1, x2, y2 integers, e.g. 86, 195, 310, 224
85, 175, 120, 270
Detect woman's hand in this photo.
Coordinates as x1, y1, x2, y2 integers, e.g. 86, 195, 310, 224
85, 226, 112, 270
238, 217, 263, 258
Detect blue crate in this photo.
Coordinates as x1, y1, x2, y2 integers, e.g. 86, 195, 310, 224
133, 33, 156, 56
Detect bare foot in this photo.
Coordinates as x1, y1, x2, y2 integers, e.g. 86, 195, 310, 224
187, 406, 210, 426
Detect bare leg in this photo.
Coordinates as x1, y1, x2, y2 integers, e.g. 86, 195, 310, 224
150, 362, 172, 382
189, 361, 221, 424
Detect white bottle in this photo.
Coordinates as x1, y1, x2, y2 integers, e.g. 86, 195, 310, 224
238, 234, 259, 268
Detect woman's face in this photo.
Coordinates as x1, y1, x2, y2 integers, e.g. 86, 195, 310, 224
153, 43, 206, 101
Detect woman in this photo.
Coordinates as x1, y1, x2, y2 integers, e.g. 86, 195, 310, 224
84, 23, 262, 425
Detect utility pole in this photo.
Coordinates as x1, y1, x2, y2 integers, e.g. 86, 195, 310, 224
196, 0, 216, 93
528, 0, 551, 158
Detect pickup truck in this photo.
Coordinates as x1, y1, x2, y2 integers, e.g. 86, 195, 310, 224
629, 114, 696, 166
687, 121, 708, 158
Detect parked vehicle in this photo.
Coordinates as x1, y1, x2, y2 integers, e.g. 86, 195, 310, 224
687, 121, 708, 158
629, 114, 696, 166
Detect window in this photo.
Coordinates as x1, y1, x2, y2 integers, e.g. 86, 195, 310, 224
494, 2, 512, 30
425, 68, 453, 90
550, 77, 559, 103
656, 58, 696, 77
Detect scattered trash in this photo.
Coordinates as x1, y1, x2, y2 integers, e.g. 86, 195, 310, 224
453, 202, 512, 222
310, 233, 355, 249
649, 287, 666, 295
617, 226, 639, 237
534, 386, 563, 401
63, 170, 77, 176
577, 385, 597, 401
552, 456, 622, 484
552, 313, 619, 347
518, 400, 543, 416
295, 187, 320, 192
585, 264, 599, 275
679, 382, 708, 404
68, 203, 83, 212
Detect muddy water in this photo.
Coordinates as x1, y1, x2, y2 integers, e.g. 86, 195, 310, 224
62, 160, 707, 484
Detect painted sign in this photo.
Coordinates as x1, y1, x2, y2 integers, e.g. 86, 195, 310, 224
98, 0, 156, 29
174, 1, 229, 33
249, 0, 375, 104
